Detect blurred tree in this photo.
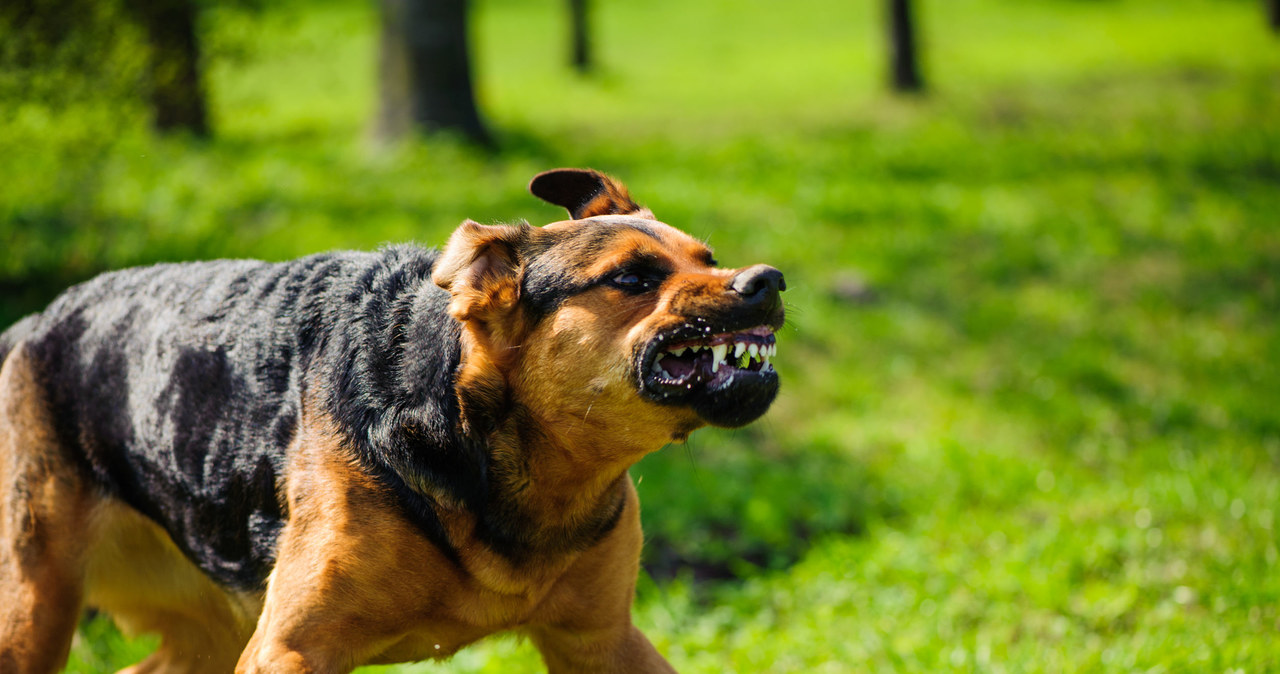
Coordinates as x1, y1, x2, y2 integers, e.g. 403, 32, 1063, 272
128, 0, 209, 136
0, 0, 128, 105
887, 0, 923, 92
1269, 0, 1280, 33
0, 0, 210, 136
568, 0, 591, 73
375, 0, 490, 145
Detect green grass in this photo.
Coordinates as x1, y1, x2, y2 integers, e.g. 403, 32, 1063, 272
5, 0, 1280, 671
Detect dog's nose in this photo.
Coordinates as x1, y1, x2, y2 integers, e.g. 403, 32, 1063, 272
730, 265, 786, 309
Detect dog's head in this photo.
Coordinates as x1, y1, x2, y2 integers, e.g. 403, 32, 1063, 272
433, 169, 785, 451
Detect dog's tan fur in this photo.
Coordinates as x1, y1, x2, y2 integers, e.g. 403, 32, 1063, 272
1, 345, 90, 673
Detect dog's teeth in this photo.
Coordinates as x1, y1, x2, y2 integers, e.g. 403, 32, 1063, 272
711, 343, 727, 372
749, 343, 759, 360
670, 346, 686, 357
652, 361, 663, 373
734, 342, 746, 359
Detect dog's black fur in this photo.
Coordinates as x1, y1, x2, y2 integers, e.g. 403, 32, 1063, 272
0, 246, 494, 590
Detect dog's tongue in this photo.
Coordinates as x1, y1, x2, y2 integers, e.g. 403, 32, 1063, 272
658, 352, 698, 379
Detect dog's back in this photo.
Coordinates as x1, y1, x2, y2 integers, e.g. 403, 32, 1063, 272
0, 247, 444, 588
1, 245, 478, 671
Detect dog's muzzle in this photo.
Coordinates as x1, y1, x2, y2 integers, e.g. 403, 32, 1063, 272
637, 265, 786, 427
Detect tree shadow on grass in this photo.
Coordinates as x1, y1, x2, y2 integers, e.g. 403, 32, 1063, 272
633, 425, 903, 584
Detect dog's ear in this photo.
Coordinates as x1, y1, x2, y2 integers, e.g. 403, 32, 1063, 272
434, 221, 536, 435
433, 220, 532, 324
529, 168, 653, 220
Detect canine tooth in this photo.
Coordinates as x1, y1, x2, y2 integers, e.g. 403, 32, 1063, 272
734, 342, 746, 359
711, 343, 727, 372
749, 343, 759, 359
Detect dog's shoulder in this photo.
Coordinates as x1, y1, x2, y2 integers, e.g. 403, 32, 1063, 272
313, 245, 484, 548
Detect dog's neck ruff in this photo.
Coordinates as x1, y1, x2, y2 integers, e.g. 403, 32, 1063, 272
321, 249, 628, 567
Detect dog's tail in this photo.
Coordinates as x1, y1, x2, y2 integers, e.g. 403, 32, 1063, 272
0, 314, 39, 369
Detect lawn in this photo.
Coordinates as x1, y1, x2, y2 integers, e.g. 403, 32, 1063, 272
3, 0, 1279, 671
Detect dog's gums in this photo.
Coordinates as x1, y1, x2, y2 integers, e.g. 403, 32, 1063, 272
637, 315, 783, 430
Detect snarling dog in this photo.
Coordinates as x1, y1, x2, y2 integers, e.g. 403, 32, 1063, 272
0, 169, 785, 673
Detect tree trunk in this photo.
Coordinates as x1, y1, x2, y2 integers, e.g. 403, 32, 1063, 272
1269, 0, 1280, 33
568, 0, 591, 73
137, 0, 209, 136
376, 0, 490, 145
886, 0, 923, 93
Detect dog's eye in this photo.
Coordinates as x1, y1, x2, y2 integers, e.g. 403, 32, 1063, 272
612, 271, 643, 287
609, 270, 657, 292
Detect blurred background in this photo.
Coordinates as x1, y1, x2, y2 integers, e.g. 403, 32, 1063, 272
2, 0, 1279, 671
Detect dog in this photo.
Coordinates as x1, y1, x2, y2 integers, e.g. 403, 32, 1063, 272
0, 168, 785, 673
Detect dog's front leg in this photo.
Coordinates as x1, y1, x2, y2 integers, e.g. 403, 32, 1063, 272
529, 623, 677, 674
233, 510, 390, 674
236, 623, 325, 674
235, 426, 457, 674
234, 488, 453, 673
526, 481, 678, 674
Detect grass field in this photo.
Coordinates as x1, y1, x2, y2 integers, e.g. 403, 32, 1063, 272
4, 0, 1280, 671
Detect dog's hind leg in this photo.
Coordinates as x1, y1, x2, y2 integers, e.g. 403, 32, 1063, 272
83, 499, 260, 674
0, 343, 94, 674
110, 608, 249, 674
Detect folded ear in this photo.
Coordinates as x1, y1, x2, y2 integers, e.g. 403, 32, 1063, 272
433, 220, 533, 322
529, 168, 653, 220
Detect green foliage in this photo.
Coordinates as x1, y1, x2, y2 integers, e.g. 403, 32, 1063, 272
64, 614, 158, 673
4, 0, 1278, 671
